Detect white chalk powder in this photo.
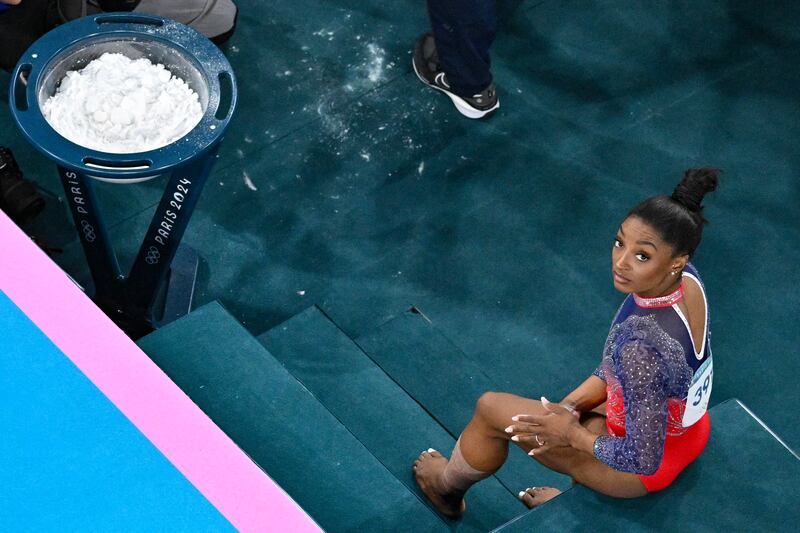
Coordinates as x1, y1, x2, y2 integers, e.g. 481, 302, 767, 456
365, 43, 385, 83
43, 53, 203, 153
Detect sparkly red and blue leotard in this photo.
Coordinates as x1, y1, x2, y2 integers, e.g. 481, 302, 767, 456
592, 263, 712, 491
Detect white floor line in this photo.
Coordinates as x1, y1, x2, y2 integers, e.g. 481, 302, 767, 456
736, 399, 800, 461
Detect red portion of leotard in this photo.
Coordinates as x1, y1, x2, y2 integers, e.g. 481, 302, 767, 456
605, 386, 710, 492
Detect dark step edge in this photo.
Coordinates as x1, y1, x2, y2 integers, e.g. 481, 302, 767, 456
348, 306, 496, 442
318, 305, 533, 503
260, 304, 460, 526
406, 304, 494, 377
263, 304, 528, 526
314, 304, 464, 440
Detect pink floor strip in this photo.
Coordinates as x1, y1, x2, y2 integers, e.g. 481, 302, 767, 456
0, 211, 320, 532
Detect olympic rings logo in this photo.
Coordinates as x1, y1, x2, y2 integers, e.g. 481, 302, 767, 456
145, 246, 161, 265
80, 220, 96, 243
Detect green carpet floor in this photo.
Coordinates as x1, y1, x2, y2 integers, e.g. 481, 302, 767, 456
2, 0, 799, 458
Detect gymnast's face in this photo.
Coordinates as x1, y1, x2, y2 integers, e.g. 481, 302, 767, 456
611, 216, 687, 297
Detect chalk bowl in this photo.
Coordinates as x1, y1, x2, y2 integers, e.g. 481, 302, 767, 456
10, 14, 236, 183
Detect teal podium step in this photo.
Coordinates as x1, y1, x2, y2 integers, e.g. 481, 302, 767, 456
493, 399, 800, 532
354, 309, 570, 494
137, 302, 445, 532
258, 305, 524, 531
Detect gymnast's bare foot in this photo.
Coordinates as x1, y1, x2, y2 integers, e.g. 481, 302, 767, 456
413, 449, 466, 519
518, 486, 561, 509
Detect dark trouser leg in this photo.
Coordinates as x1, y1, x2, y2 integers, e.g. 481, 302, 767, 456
0, 0, 59, 71
426, 0, 496, 96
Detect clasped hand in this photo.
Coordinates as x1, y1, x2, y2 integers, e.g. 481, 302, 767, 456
505, 397, 581, 455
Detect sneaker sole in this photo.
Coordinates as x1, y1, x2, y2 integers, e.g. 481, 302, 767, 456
412, 57, 499, 119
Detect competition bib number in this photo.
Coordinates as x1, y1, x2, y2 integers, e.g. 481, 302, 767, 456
682, 357, 713, 427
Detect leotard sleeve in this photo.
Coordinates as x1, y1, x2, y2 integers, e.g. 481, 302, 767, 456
592, 364, 606, 381
593, 339, 669, 475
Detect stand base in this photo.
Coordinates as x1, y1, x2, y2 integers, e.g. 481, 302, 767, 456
94, 244, 200, 340
155, 244, 200, 327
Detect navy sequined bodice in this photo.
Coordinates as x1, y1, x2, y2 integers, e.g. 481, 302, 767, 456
592, 263, 711, 475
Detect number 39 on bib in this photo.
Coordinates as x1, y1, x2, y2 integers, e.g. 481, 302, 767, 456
682, 356, 713, 427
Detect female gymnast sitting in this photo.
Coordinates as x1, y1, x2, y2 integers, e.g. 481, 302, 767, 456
413, 168, 719, 518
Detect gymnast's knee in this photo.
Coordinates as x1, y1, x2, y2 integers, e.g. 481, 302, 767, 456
474, 391, 505, 421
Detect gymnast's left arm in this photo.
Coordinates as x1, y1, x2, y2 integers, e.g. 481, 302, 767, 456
590, 340, 669, 474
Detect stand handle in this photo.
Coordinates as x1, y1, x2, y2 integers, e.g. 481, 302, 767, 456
214, 71, 235, 121
83, 157, 153, 170
12, 64, 32, 112
94, 13, 164, 27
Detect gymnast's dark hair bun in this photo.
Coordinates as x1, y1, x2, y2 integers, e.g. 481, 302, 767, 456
671, 168, 720, 214
625, 168, 720, 258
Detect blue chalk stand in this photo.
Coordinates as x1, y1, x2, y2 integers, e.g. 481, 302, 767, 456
10, 14, 237, 338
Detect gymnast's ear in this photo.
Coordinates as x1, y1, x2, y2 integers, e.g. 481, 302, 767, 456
671, 254, 689, 273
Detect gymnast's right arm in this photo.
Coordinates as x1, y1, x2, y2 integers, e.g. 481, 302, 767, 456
559, 374, 607, 414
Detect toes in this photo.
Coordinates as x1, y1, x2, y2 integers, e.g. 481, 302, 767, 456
518, 488, 537, 509
416, 448, 442, 461
518, 487, 551, 509
518, 486, 561, 509
414, 447, 443, 472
